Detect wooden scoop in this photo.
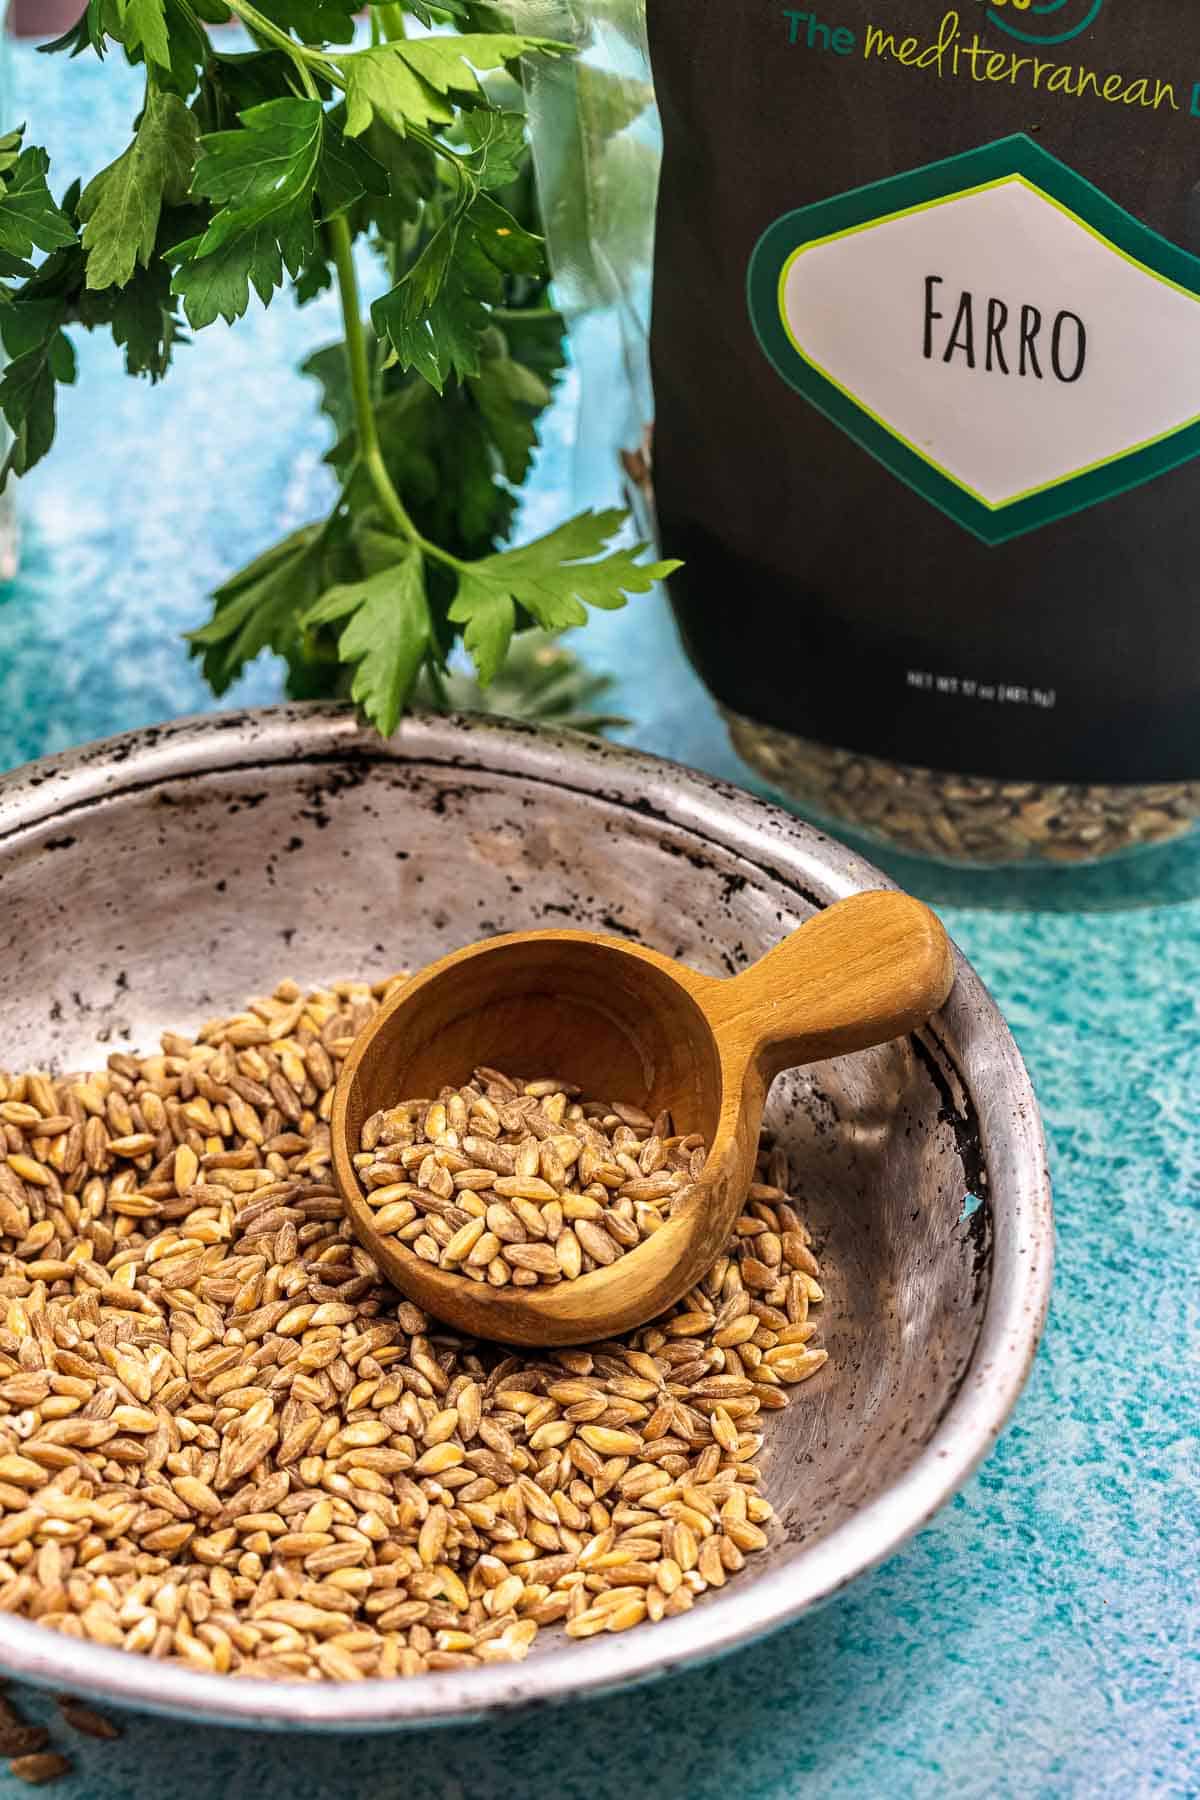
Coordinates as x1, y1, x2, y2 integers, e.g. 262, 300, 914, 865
332, 890, 954, 1347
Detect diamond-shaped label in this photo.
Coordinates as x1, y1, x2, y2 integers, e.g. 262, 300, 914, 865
747, 135, 1200, 545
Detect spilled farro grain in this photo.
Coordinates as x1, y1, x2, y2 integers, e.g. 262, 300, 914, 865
0, 976, 828, 1682
55, 1697, 121, 1742
354, 1074, 704, 1288
0, 1693, 48, 1758
8, 1752, 72, 1787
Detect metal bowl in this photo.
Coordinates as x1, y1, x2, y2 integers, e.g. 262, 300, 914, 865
0, 704, 1053, 1730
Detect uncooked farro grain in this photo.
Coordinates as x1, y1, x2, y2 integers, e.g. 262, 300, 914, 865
0, 976, 829, 1683
354, 1075, 704, 1289
55, 1698, 121, 1742
0, 1697, 48, 1758
8, 1753, 71, 1786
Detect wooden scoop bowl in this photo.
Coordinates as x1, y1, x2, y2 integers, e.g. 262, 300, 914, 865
331, 890, 954, 1347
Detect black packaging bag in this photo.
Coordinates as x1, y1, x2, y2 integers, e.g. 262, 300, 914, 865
642, 1, 1200, 863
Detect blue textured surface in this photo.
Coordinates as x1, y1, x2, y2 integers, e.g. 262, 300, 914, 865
0, 40, 1197, 1800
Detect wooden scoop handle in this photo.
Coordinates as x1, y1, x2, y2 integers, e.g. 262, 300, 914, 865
703, 891, 955, 1080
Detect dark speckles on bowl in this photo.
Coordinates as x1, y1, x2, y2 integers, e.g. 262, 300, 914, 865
0, 702, 1053, 1732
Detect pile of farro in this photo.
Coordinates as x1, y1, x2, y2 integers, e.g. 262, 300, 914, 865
355, 1075, 707, 1287
0, 976, 828, 1683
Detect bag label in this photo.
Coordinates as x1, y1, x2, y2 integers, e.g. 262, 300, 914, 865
747, 134, 1200, 543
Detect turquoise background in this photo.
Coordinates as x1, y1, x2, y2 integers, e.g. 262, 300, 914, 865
0, 38, 1196, 1800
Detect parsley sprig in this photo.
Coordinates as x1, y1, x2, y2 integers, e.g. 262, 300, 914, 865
0, 3, 676, 734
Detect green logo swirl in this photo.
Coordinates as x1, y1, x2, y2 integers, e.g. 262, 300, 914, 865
985, 0, 1105, 46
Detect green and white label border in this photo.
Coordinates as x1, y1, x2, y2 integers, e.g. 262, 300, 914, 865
747, 133, 1200, 545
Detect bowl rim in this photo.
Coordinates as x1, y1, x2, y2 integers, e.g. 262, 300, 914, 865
0, 702, 1054, 1731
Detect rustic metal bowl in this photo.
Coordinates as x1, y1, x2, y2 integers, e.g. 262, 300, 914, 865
0, 704, 1052, 1730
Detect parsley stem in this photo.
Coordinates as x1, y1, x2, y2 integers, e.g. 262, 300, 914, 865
410, 123, 473, 178
374, 0, 408, 290
493, 306, 562, 323
329, 214, 424, 550
291, 56, 320, 101
377, 5, 408, 39
425, 659, 451, 710
223, 0, 334, 74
